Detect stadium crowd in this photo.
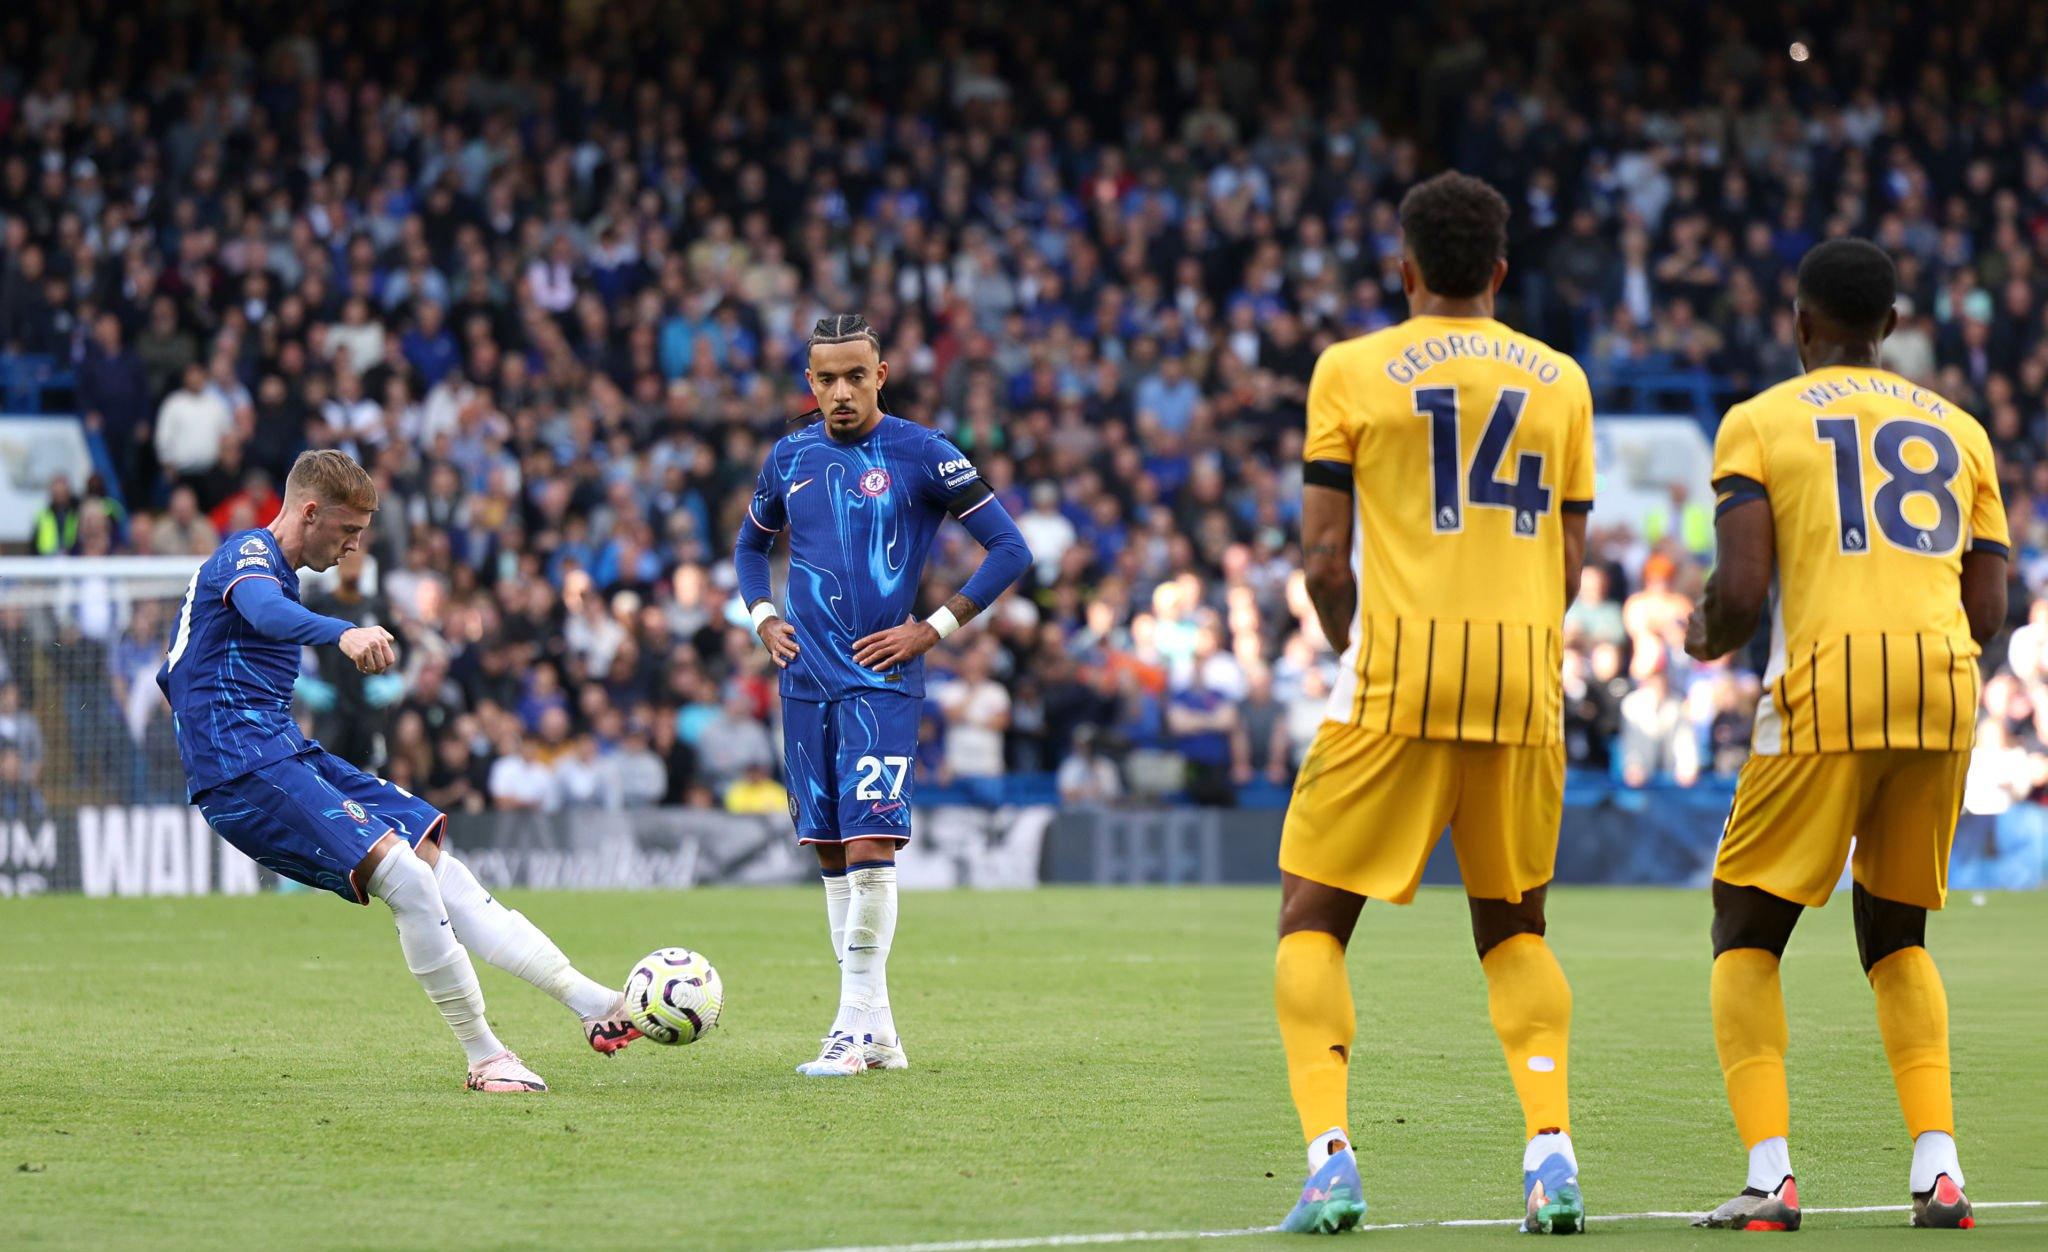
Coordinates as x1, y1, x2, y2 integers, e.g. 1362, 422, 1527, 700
5, 0, 2048, 816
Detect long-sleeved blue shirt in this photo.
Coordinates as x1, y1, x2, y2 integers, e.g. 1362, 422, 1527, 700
735, 415, 1030, 701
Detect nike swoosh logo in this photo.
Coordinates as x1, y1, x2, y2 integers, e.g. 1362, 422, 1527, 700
788, 478, 814, 496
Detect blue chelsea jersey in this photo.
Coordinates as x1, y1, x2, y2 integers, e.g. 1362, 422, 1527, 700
157, 529, 318, 798
747, 415, 989, 701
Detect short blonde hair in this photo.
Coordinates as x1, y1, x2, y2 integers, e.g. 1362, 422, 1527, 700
286, 449, 378, 513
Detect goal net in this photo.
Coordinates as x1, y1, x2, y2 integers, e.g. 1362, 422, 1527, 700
0, 555, 203, 814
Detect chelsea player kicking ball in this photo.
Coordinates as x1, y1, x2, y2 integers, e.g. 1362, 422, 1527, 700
624, 947, 724, 1045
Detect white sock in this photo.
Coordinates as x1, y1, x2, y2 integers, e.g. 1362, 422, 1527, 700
433, 850, 617, 1020
840, 863, 898, 1043
823, 871, 852, 1034
368, 844, 502, 1065
1910, 1130, 1963, 1193
1747, 1135, 1793, 1191
1309, 1126, 1350, 1171
1524, 1130, 1577, 1173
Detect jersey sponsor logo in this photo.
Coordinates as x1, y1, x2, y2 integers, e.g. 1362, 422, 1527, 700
343, 800, 369, 824
936, 457, 975, 477
858, 468, 892, 497
239, 537, 267, 556
236, 556, 268, 569
788, 477, 815, 497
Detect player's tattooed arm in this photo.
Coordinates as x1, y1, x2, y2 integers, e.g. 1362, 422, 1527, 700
1685, 496, 1774, 661
851, 594, 980, 670
940, 593, 980, 626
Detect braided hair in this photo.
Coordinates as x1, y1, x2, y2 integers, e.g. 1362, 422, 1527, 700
799, 313, 885, 425
807, 313, 881, 357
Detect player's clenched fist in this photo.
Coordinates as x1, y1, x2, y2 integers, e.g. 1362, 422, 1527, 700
340, 625, 397, 674
757, 615, 802, 668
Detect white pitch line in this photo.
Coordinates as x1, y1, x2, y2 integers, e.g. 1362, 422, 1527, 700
791, 1201, 2047, 1252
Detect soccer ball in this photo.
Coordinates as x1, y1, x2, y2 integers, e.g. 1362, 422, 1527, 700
624, 947, 724, 1045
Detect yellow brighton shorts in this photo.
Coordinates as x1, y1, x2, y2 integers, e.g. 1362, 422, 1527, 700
1716, 749, 1969, 910
1279, 721, 1564, 904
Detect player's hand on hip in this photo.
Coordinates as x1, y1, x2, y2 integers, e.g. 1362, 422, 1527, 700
852, 616, 941, 671
340, 625, 397, 674
757, 617, 801, 668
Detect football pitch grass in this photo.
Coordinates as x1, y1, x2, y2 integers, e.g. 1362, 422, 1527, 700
2, 886, 2044, 1249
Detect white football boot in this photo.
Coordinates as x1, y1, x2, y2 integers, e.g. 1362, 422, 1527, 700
465, 1050, 547, 1093
796, 1031, 867, 1077
864, 1033, 909, 1071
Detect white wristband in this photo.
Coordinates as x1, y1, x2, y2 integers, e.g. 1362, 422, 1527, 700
749, 600, 779, 632
926, 605, 960, 640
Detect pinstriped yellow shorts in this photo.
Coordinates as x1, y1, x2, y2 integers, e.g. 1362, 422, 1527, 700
1279, 721, 1563, 904
1716, 749, 1968, 910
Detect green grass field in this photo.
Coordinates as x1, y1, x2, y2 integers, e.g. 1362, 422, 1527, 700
2, 886, 2044, 1249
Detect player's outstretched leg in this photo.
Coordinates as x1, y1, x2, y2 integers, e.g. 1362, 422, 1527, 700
1853, 885, 1973, 1228
1470, 889, 1582, 1235
430, 848, 638, 1055
1697, 882, 1801, 1230
362, 838, 544, 1092
1274, 874, 1366, 1234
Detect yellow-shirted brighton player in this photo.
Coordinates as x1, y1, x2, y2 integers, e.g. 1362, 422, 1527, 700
1274, 171, 1594, 1236
1684, 239, 2004, 1232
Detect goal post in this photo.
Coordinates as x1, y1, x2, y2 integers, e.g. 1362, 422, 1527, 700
0, 555, 204, 811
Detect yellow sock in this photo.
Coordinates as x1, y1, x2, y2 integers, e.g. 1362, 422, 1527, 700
1711, 948, 1791, 1147
1481, 933, 1572, 1139
1276, 930, 1354, 1144
1869, 947, 1953, 1139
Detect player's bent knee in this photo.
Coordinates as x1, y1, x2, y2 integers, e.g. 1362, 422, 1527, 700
348, 831, 407, 900
1468, 884, 1547, 960
1852, 883, 1928, 974
1709, 879, 1804, 958
364, 839, 437, 907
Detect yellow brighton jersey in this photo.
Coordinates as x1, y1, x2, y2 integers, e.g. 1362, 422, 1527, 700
1306, 315, 1595, 744
1711, 366, 2009, 755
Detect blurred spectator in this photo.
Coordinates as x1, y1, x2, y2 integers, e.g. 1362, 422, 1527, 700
725, 760, 791, 816
30, 474, 80, 556
75, 314, 153, 502
1168, 664, 1238, 806
0, 744, 45, 822
1564, 566, 1627, 650
555, 735, 624, 810
426, 724, 492, 815
1619, 650, 1700, 787
933, 641, 1011, 783
695, 689, 776, 794
1056, 726, 1124, 806
487, 732, 558, 813
153, 363, 234, 491
616, 729, 670, 809
0, 681, 45, 782
1232, 664, 1290, 787
1017, 483, 1077, 584
152, 486, 219, 555
1622, 554, 1694, 661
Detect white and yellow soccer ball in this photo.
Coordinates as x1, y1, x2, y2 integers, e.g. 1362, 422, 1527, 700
624, 947, 724, 1045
